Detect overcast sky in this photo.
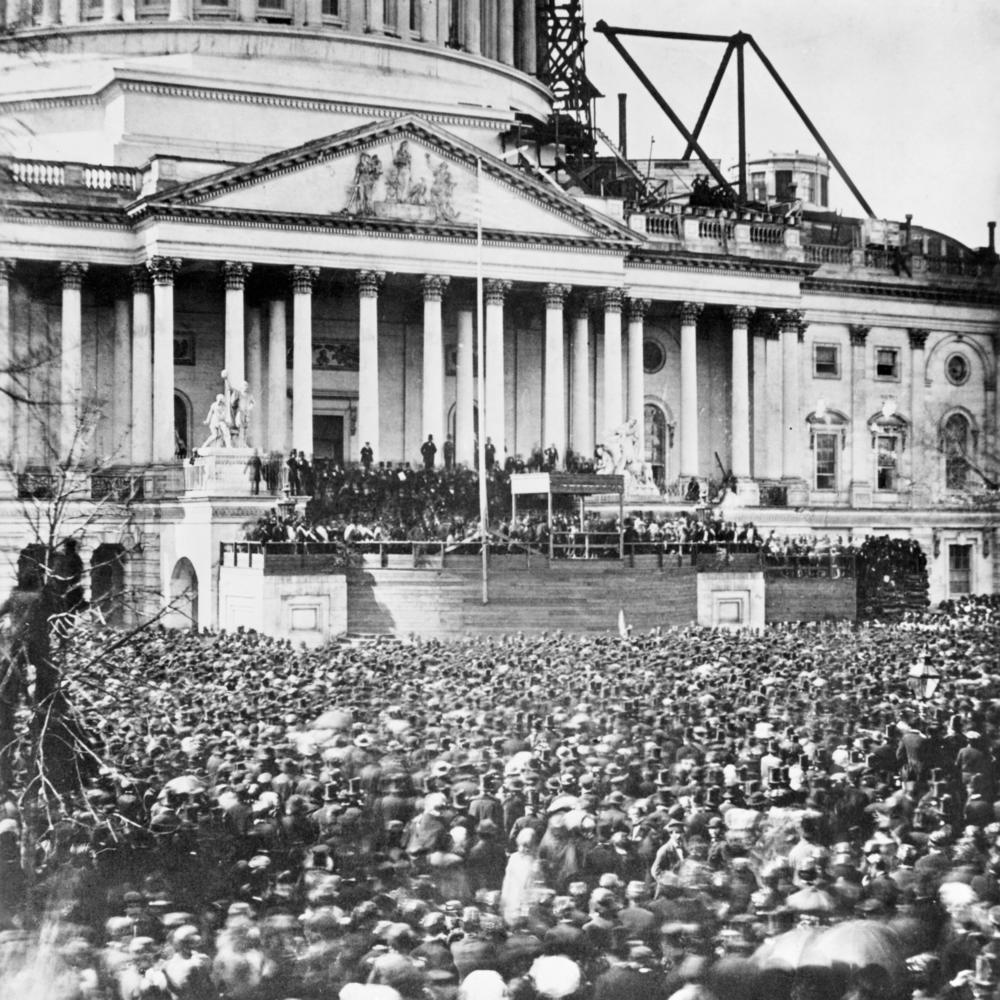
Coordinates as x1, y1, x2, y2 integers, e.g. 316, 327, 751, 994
583, 0, 999, 249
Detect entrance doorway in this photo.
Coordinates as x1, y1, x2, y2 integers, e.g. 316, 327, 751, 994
168, 558, 198, 630
313, 415, 345, 464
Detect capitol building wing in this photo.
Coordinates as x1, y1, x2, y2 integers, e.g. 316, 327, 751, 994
0, 0, 998, 621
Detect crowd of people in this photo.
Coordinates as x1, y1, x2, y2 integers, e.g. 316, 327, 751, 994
1, 594, 999, 998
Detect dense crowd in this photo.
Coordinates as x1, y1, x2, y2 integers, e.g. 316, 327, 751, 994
1, 594, 999, 997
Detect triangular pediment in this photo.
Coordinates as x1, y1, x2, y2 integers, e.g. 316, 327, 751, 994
138, 116, 636, 244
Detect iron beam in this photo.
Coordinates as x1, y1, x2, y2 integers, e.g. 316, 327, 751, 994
746, 35, 875, 217
596, 23, 737, 196
683, 40, 734, 159
595, 22, 732, 44
736, 35, 747, 203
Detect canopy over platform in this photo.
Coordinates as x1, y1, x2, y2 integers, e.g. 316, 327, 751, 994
510, 472, 625, 497
510, 473, 625, 558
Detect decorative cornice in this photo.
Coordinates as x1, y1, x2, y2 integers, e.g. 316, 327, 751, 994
625, 296, 651, 322
803, 275, 1000, 307
291, 265, 320, 294
849, 324, 871, 347
221, 260, 253, 290
58, 261, 88, 289
128, 264, 151, 294
543, 283, 571, 309
626, 249, 817, 279
908, 328, 930, 350
726, 305, 753, 329
421, 274, 450, 302
679, 301, 703, 325
484, 279, 512, 306
602, 287, 624, 313
147, 256, 182, 285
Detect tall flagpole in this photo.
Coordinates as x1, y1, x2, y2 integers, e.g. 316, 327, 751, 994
476, 157, 489, 604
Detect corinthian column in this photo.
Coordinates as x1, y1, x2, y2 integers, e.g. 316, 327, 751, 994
570, 297, 592, 462
543, 283, 569, 467
268, 299, 288, 454
602, 287, 624, 444
484, 279, 511, 456
626, 296, 650, 462
130, 266, 153, 465
727, 306, 752, 479
146, 256, 181, 464
59, 262, 88, 461
291, 266, 319, 460
221, 261, 252, 387
779, 310, 808, 504
455, 307, 475, 467
849, 323, 871, 507
357, 270, 384, 464
422, 274, 450, 458
0, 261, 13, 469
679, 301, 703, 480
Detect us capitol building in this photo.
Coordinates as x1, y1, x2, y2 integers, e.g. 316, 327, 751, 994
0, 0, 997, 627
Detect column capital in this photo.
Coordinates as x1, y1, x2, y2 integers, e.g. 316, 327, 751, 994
778, 309, 805, 334
626, 296, 651, 322
570, 295, 591, 320
725, 305, 753, 329
602, 287, 624, 313
849, 324, 871, 346
58, 261, 89, 290
484, 279, 512, 305
907, 327, 930, 350
221, 261, 253, 290
544, 283, 571, 308
147, 256, 182, 286
129, 264, 152, 294
292, 266, 321, 294
0, 260, 15, 282
356, 269, 384, 298
750, 310, 780, 340
421, 274, 451, 302
679, 301, 703, 325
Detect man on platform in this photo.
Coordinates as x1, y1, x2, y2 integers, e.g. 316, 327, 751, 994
421, 434, 437, 470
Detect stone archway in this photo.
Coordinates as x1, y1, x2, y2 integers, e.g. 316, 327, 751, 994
167, 557, 198, 630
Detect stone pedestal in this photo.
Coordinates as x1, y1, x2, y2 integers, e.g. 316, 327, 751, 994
784, 478, 809, 507
184, 448, 256, 497
734, 477, 760, 506
849, 480, 872, 508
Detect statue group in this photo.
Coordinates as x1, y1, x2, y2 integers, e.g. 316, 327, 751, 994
597, 419, 658, 490
202, 371, 255, 450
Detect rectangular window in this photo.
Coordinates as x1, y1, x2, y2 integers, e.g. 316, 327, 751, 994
258, 0, 285, 7
322, 0, 340, 14
750, 171, 767, 202
949, 544, 972, 595
876, 435, 898, 490
815, 432, 837, 491
875, 347, 899, 380
383, 0, 396, 28
820, 175, 829, 207
775, 169, 795, 201
410, 0, 418, 30
814, 344, 840, 378
804, 173, 817, 203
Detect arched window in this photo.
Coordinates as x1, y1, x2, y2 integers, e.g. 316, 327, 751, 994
943, 413, 971, 490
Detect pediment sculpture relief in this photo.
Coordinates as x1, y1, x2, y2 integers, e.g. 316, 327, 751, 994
344, 141, 459, 223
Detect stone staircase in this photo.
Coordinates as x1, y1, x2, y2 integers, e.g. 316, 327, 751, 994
345, 560, 698, 638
